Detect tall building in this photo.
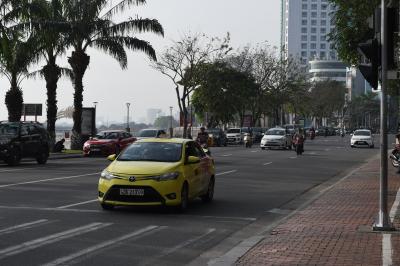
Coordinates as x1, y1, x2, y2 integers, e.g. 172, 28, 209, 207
281, 0, 338, 66
146, 108, 162, 124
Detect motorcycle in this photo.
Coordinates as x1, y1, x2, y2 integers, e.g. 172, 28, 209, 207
309, 130, 315, 140
293, 134, 305, 155
244, 133, 252, 148
390, 145, 400, 168
197, 137, 211, 156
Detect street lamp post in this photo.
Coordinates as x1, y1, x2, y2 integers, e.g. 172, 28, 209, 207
169, 107, 173, 137
126, 103, 131, 133
92, 102, 98, 136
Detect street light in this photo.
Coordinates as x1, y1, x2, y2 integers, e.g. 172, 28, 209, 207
126, 103, 131, 132
93, 102, 98, 136
169, 106, 173, 137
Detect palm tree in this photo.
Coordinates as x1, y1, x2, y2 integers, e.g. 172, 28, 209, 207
62, 0, 164, 149
28, 0, 72, 147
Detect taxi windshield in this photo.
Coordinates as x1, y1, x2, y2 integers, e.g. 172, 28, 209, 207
118, 142, 182, 162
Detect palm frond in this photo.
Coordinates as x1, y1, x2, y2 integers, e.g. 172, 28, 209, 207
60, 67, 73, 80
91, 38, 128, 68
112, 36, 157, 61
102, 0, 146, 19
108, 18, 164, 36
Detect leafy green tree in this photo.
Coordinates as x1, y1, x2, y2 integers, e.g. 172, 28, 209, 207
62, 0, 164, 149
348, 92, 380, 129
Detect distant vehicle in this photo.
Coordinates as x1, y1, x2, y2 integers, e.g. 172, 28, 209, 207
251, 127, 264, 143
0, 121, 50, 166
98, 138, 215, 211
260, 127, 293, 150
83, 130, 136, 156
226, 128, 244, 145
350, 129, 374, 148
207, 128, 227, 146
136, 129, 167, 140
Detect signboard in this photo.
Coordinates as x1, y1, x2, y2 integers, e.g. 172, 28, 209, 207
242, 115, 253, 127
81, 108, 95, 136
22, 104, 42, 116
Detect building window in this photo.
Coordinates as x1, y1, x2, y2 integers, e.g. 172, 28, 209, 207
302, 20, 307, 25
311, 12, 317, 18
321, 35, 326, 41
301, 43, 307, 49
302, 12, 307, 17
311, 4, 317, 10
321, 12, 327, 18
311, 20, 317, 26
321, 20, 327, 26
311, 35, 317, 41
320, 51, 326, 59
321, 28, 326, 34
310, 51, 317, 59
311, 27, 317, 33
302, 4, 307, 9
301, 27, 307, 33
310, 43, 317, 49
321, 4, 327, 10
301, 35, 307, 41
320, 43, 326, 49
301, 51, 307, 57
330, 51, 336, 59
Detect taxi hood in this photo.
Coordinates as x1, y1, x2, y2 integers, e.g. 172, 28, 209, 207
107, 160, 181, 176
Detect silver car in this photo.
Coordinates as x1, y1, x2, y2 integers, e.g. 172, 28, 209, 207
350, 129, 374, 148
260, 128, 292, 150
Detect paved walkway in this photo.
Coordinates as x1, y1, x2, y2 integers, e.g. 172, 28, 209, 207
237, 156, 400, 266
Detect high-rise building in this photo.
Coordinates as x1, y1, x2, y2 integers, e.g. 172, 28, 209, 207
146, 108, 162, 124
281, 0, 338, 66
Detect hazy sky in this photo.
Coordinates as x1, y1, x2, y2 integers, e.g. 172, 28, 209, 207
0, 0, 281, 125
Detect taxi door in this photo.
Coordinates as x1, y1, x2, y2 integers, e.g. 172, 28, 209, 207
183, 142, 202, 198
193, 142, 211, 193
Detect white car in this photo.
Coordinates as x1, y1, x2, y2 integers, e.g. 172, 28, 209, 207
260, 128, 292, 150
351, 129, 374, 148
226, 128, 243, 145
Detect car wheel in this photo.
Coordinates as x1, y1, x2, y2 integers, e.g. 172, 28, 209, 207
115, 145, 121, 155
351, 145, 355, 148
201, 177, 215, 203
288, 144, 292, 150
370, 144, 374, 148
101, 203, 114, 211
6, 149, 21, 166
177, 183, 189, 212
261, 147, 265, 150
36, 148, 49, 164
223, 141, 227, 147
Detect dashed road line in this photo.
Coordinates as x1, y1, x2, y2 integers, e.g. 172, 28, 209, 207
0, 219, 50, 235
57, 199, 98, 209
263, 162, 273, 166
221, 154, 233, 157
267, 208, 291, 215
42, 225, 162, 266
0, 172, 100, 188
0, 222, 111, 260
216, 170, 237, 176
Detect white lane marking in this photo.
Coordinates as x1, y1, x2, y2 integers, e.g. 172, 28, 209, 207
0, 222, 111, 260
181, 215, 256, 222
0, 172, 100, 188
250, 150, 258, 153
263, 162, 272, 166
324, 148, 331, 151
0, 205, 102, 213
42, 225, 162, 266
382, 185, 400, 266
308, 152, 317, 155
216, 170, 237, 176
289, 156, 297, 159
0, 168, 31, 173
383, 234, 392, 266
144, 228, 216, 264
0, 219, 49, 235
267, 208, 291, 215
57, 199, 98, 209
221, 154, 233, 157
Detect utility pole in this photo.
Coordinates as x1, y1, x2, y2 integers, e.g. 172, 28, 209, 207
374, 0, 393, 231
126, 103, 131, 133
169, 106, 173, 137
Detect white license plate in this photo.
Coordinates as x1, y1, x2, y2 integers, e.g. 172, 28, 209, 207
119, 188, 144, 196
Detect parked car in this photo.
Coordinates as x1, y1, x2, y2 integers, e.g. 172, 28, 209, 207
136, 129, 167, 140
350, 129, 374, 148
98, 138, 215, 211
226, 128, 244, 145
260, 127, 293, 150
207, 128, 227, 146
83, 130, 136, 156
0, 121, 50, 166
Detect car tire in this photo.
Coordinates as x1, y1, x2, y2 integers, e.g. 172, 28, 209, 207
370, 144, 374, 148
261, 147, 265, 150
6, 149, 21, 166
351, 145, 355, 148
115, 145, 121, 155
201, 177, 215, 203
177, 183, 189, 212
36, 148, 49, 165
101, 203, 114, 210
224, 142, 227, 147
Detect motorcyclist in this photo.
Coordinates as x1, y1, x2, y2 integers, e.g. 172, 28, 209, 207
197, 127, 209, 146
293, 130, 305, 155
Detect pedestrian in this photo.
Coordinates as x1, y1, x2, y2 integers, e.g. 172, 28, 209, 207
53, 138, 65, 152
293, 130, 305, 155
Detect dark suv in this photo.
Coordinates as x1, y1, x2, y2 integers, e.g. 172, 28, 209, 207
0, 121, 50, 166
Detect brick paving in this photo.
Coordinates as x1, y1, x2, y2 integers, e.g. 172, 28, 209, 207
237, 157, 400, 266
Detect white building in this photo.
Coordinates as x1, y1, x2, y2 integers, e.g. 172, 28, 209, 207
309, 60, 347, 83
281, 0, 338, 66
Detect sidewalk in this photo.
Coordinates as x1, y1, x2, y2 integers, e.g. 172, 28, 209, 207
237, 156, 400, 266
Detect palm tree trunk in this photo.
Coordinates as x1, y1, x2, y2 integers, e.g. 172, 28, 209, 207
5, 74, 23, 122
68, 50, 90, 150
43, 61, 61, 150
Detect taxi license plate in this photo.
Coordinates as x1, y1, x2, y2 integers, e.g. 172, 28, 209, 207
119, 188, 144, 196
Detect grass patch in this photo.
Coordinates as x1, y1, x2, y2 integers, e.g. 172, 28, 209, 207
62, 149, 82, 154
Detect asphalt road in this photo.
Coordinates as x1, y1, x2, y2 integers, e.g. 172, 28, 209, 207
0, 135, 380, 266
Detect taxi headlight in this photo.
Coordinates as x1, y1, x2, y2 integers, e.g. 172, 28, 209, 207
152, 172, 180, 181
84, 142, 90, 148
100, 169, 118, 180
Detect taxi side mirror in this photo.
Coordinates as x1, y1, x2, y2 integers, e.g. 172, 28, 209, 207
187, 156, 200, 164
107, 154, 117, 161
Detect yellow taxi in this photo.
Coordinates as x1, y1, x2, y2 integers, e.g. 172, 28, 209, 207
98, 138, 215, 211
